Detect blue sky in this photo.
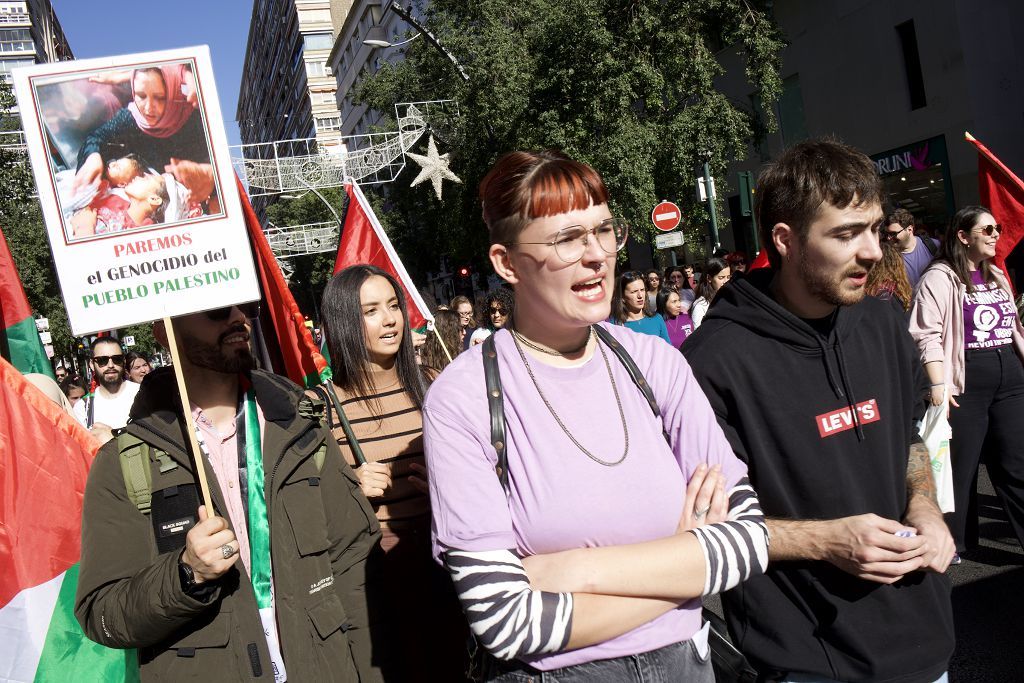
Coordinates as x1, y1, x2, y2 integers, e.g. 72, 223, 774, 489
50, 0, 251, 145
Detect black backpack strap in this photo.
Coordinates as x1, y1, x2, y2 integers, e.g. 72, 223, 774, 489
922, 235, 939, 257
314, 383, 368, 466
481, 335, 509, 492
592, 325, 670, 444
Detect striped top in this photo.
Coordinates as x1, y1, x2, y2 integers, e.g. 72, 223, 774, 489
321, 369, 429, 529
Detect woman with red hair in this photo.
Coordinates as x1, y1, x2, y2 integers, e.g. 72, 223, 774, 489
422, 150, 768, 681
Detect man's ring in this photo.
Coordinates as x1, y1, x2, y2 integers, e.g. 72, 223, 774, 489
220, 544, 236, 560
694, 506, 710, 519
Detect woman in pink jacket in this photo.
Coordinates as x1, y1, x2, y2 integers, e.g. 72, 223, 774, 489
910, 205, 1024, 561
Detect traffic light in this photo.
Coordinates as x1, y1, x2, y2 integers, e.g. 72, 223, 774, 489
454, 265, 473, 297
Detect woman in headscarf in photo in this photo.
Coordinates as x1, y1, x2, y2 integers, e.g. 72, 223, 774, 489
73, 64, 216, 212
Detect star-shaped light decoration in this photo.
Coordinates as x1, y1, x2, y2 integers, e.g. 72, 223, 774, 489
406, 135, 462, 200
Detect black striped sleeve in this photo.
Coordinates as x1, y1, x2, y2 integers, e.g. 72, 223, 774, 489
688, 477, 769, 595
443, 549, 573, 660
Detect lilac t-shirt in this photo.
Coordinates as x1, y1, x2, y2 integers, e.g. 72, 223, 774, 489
963, 270, 1018, 349
423, 323, 746, 670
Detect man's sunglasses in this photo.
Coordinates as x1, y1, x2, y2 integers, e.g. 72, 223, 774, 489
92, 354, 125, 367
203, 301, 261, 321
974, 224, 1002, 237
882, 225, 911, 242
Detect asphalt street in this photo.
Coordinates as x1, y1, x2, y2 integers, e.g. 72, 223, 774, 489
704, 466, 1023, 682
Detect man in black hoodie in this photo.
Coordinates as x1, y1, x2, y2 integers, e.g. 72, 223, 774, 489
683, 139, 954, 683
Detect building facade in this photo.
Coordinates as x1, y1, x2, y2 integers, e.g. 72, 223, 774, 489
237, 0, 351, 150
0, 0, 71, 85
329, 0, 418, 137
705, 0, 1024, 260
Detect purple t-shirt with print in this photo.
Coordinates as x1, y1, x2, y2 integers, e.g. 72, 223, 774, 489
964, 270, 1018, 349
423, 323, 746, 670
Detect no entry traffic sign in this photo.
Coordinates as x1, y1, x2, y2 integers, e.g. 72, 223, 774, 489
652, 200, 681, 232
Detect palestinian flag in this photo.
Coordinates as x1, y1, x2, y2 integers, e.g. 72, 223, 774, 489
0, 356, 137, 682
0, 226, 52, 378
966, 132, 1024, 284
238, 177, 329, 387
334, 180, 433, 331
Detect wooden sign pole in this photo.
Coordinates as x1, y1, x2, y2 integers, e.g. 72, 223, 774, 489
162, 315, 214, 514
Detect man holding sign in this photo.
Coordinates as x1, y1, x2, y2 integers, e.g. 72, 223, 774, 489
75, 303, 383, 681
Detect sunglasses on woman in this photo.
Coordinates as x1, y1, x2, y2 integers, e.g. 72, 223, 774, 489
203, 301, 261, 321
974, 224, 1002, 237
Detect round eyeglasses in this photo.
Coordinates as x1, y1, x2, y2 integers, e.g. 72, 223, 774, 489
509, 217, 629, 264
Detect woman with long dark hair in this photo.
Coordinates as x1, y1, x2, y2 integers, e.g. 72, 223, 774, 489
314, 264, 466, 680
657, 287, 694, 349
690, 258, 731, 328
422, 150, 768, 681
910, 206, 1024, 560
609, 271, 671, 343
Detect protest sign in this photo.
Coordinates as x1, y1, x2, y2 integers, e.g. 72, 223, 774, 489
12, 46, 258, 335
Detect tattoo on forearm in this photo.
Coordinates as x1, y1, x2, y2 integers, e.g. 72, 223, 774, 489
907, 442, 937, 503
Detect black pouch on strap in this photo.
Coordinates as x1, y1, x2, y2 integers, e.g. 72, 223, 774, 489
150, 483, 200, 554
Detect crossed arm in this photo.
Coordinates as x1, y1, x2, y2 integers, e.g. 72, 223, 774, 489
444, 470, 770, 659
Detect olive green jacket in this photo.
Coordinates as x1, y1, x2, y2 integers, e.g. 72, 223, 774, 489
75, 368, 382, 681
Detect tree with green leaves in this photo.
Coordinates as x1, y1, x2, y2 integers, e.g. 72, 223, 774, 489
356, 0, 784, 271
264, 187, 345, 321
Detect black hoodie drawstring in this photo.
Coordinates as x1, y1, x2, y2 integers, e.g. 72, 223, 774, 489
817, 335, 844, 398
834, 334, 865, 441
816, 329, 866, 441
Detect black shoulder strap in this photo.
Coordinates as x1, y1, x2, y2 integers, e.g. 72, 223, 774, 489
314, 383, 368, 466
592, 325, 663, 421
86, 393, 95, 428
481, 335, 509, 492
922, 235, 939, 257
482, 327, 668, 494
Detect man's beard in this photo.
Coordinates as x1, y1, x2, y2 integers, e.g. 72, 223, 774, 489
179, 323, 255, 374
96, 370, 123, 393
797, 249, 873, 308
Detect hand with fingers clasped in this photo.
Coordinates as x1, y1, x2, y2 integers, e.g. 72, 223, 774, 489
356, 461, 392, 498
180, 506, 238, 584
678, 463, 729, 533
824, 513, 929, 584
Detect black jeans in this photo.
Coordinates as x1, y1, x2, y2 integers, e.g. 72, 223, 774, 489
946, 346, 1024, 551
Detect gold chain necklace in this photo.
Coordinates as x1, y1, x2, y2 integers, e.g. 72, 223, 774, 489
510, 327, 592, 357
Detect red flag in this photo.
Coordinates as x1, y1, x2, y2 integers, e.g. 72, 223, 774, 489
237, 178, 328, 387
334, 181, 432, 330
0, 356, 137, 681
748, 249, 770, 271
966, 132, 1024, 281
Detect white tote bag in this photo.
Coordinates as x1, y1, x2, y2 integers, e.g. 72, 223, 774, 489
919, 389, 955, 513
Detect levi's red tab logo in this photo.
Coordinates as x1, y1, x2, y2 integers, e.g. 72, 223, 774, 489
815, 399, 880, 438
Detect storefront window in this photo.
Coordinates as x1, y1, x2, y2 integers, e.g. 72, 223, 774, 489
872, 135, 955, 239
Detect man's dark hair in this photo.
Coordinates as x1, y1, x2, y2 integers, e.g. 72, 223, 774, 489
89, 336, 123, 356
756, 138, 884, 268
885, 207, 915, 229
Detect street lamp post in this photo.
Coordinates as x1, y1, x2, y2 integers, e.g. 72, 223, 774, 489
383, 1, 469, 83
